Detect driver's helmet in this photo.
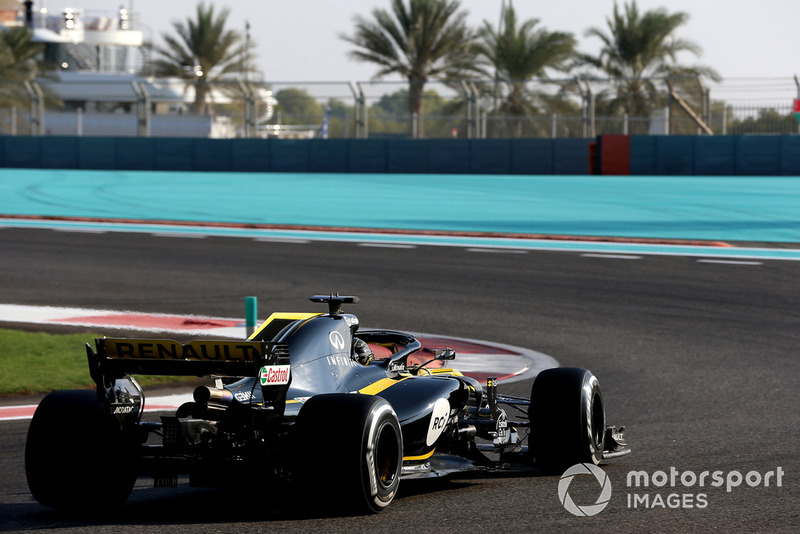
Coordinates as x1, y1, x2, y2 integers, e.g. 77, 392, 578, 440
352, 337, 374, 365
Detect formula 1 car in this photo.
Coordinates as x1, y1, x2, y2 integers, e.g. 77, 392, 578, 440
25, 294, 630, 514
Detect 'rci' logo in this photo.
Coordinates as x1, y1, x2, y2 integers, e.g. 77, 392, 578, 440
558, 463, 612, 517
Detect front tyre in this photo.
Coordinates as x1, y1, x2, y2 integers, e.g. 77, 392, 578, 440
295, 394, 402, 514
25, 390, 138, 511
529, 367, 605, 470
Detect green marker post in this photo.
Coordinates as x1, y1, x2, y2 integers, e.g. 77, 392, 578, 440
245, 296, 258, 339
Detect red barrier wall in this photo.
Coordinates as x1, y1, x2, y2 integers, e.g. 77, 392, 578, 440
599, 135, 631, 175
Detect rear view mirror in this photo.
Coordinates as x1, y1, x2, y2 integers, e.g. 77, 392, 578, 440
433, 348, 456, 361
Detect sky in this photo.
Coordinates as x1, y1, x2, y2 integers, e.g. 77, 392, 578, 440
34, 0, 800, 102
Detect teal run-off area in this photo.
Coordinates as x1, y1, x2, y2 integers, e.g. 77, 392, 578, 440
0, 168, 798, 244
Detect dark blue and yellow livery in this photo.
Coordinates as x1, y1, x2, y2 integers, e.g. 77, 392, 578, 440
25, 294, 630, 514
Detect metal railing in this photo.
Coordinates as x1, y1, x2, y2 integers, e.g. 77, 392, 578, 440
1, 77, 798, 139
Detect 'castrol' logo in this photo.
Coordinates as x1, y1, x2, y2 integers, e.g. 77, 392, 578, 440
259, 365, 291, 386
426, 398, 451, 446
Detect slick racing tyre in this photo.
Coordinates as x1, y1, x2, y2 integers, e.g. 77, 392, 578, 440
25, 390, 138, 512
295, 394, 402, 514
529, 367, 605, 471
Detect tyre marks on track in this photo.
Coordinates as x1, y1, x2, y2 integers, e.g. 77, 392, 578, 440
2, 218, 799, 261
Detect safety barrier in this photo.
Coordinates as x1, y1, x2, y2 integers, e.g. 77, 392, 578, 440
0, 135, 797, 175
0, 136, 591, 175
625, 135, 800, 176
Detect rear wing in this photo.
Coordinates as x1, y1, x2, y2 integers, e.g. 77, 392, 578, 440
87, 337, 286, 388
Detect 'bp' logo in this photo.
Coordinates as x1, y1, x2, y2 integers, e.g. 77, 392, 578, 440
558, 463, 612, 516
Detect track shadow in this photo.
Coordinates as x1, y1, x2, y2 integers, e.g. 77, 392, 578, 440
3, 477, 473, 528
2, 463, 565, 529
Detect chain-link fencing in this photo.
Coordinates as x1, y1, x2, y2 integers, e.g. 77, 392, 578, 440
1, 76, 798, 139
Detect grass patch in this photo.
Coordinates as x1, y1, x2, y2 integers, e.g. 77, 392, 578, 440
0, 329, 196, 396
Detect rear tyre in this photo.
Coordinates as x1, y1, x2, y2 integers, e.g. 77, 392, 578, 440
529, 367, 605, 471
25, 390, 138, 511
295, 394, 402, 514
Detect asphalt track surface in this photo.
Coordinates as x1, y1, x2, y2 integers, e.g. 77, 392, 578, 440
1, 228, 799, 533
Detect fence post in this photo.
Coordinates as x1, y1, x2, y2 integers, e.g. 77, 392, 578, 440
236, 78, 255, 138
131, 81, 150, 137
460, 81, 472, 139
470, 82, 481, 138
667, 81, 673, 135
23, 81, 44, 135
459, 81, 480, 139
349, 82, 368, 139
580, 79, 595, 138
795, 75, 800, 134
349, 82, 360, 139
588, 84, 595, 138
358, 83, 368, 139
722, 106, 727, 135
664, 106, 670, 135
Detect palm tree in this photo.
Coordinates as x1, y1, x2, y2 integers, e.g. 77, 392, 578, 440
0, 26, 44, 79
475, 1, 576, 136
341, 0, 477, 137
150, 2, 255, 115
581, 0, 719, 118
0, 26, 48, 107
0, 26, 61, 133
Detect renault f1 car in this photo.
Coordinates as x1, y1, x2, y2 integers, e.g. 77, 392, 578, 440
25, 294, 630, 513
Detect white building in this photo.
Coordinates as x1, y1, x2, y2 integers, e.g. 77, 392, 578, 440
0, 1, 275, 138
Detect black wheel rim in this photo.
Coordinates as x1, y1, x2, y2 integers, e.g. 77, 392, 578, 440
375, 422, 400, 488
